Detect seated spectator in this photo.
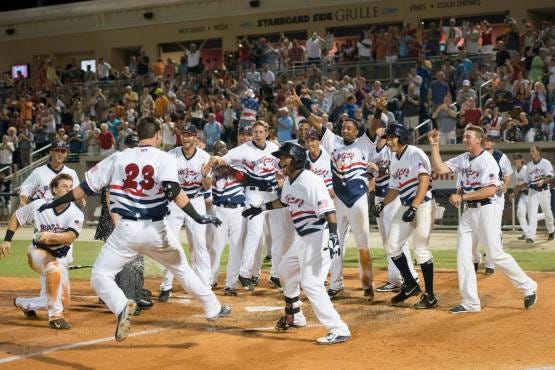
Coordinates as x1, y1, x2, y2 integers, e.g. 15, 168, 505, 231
432, 94, 458, 144
68, 124, 84, 154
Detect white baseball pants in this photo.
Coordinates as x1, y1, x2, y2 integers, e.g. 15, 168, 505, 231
517, 194, 529, 237
208, 205, 246, 289
91, 218, 221, 318
270, 207, 295, 279
527, 189, 555, 240
472, 193, 505, 269
279, 229, 350, 337
161, 197, 211, 289
376, 196, 418, 286
329, 194, 370, 291
456, 204, 537, 312
386, 200, 433, 264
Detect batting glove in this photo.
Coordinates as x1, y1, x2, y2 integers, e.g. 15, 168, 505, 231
198, 215, 223, 227
402, 206, 417, 222
327, 232, 341, 260
373, 202, 385, 217
242, 205, 263, 219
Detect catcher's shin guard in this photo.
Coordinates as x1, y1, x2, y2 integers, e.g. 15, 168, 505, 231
275, 296, 302, 331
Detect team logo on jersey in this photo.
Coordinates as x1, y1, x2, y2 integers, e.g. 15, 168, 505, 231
392, 168, 410, 179
284, 194, 304, 207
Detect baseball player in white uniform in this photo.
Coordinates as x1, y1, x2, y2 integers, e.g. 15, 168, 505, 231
38, 117, 230, 342
510, 153, 542, 241
429, 126, 537, 313
206, 141, 247, 296
525, 145, 555, 243
374, 123, 437, 309
159, 124, 213, 300
3, 173, 83, 330
211, 120, 286, 291
472, 136, 513, 275
242, 142, 351, 345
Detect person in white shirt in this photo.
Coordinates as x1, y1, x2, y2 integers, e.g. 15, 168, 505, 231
161, 116, 177, 151
261, 64, 275, 85
246, 63, 261, 91
97, 58, 112, 81
356, 34, 373, 61
306, 32, 326, 64
183, 40, 206, 74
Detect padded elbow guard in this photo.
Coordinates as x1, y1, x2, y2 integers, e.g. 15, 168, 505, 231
163, 181, 181, 201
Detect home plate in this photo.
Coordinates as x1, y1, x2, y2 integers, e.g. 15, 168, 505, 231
245, 306, 283, 312
173, 297, 192, 305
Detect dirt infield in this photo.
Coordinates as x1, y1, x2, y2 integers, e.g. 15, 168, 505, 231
1, 268, 554, 370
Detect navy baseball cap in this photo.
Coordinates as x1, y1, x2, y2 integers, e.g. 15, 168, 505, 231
306, 128, 320, 140
513, 153, 523, 159
181, 124, 198, 136
124, 134, 139, 148
51, 141, 68, 150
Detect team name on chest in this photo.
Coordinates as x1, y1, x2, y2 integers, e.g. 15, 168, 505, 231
311, 167, 329, 177
283, 193, 304, 208
462, 167, 480, 180
178, 168, 200, 177
392, 167, 410, 180
333, 150, 356, 161
40, 224, 65, 232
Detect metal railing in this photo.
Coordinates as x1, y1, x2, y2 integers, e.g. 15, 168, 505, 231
478, 79, 493, 109
413, 118, 433, 144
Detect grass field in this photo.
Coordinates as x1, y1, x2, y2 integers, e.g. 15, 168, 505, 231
1, 240, 555, 279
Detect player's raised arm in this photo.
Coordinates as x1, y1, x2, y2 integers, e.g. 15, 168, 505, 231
287, 89, 323, 131
428, 129, 452, 175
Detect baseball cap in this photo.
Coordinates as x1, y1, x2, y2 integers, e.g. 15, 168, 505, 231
485, 135, 497, 142
124, 134, 139, 148
463, 80, 471, 86
51, 141, 68, 150
306, 128, 320, 140
154, 88, 164, 95
513, 153, 523, 159
239, 122, 253, 133
181, 123, 198, 136
73, 124, 80, 131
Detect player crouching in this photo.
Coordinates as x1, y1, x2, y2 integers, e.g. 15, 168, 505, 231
2, 174, 84, 330
242, 142, 350, 345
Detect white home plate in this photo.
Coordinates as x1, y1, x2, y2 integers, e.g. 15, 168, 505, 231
173, 297, 191, 305
245, 306, 283, 312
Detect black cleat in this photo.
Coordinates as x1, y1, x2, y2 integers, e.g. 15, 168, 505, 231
137, 298, 153, 310
238, 275, 254, 291
207, 305, 232, 321
549, 233, 554, 241
251, 276, 260, 287
484, 268, 495, 276
376, 282, 401, 293
268, 276, 282, 289
524, 292, 537, 309
414, 293, 438, 309
391, 283, 421, 305
449, 305, 473, 314
158, 288, 172, 302
224, 287, 238, 296
473, 263, 479, 272
518, 235, 527, 240
526, 238, 534, 244
48, 318, 72, 330
275, 316, 305, 331
327, 287, 344, 299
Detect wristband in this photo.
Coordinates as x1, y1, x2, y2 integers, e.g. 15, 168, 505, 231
261, 201, 274, 211
328, 222, 337, 235
4, 230, 14, 242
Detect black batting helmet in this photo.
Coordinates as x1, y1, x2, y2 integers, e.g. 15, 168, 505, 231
386, 123, 409, 145
272, 142, 307, 170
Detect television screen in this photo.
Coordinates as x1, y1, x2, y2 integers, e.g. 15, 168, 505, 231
11, 64, 29, 79
81, 59, 96, 73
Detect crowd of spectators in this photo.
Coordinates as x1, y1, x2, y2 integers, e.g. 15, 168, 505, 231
0, 16, 554, 192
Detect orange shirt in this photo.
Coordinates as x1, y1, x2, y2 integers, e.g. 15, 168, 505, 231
154, 96, 169, 118
20, 101, 33, 121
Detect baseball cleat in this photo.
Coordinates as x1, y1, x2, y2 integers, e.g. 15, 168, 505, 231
473, 263, 479, 272
363, 287, 374, 302
518, 235, 527, 240
275, 316, 306, 331
207, 304, 232, 321
484, 268, 495, 276
13, 298, 37, 319
238, 275, 254, 291
158, 288, 172, 302
268, 276, 282, 290
524, 292, 537, 309
391, 283, 421, 305
48, 318, 72, 330
137, 298, 153, 310
115, 300, 137, 342
414, 293, 438, 309
224, 287, 237, 296
526, 238, 534, 244
327, 287, 344, 299
376, 282, 401, 293
449, 305, 477, 314
141, 289, 153, 299
251, 276, 260, 287
549, 233, 554, 241
316, 332, 351, 345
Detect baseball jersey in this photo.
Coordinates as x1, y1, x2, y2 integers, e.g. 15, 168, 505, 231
84, 146, 178, 219
168, 147, 210, 198
16, 199, 84, 258
370, 144, 392, 198
308, 148, 332, 189
526, 158, 554, 189
20, 164, 80, 200
389, 145, 433, 206
515, 165, 528, 190
281, 170, 335, 237
320, 127, 375, 207
445, 150, 500, 201
223, 140, 280, 189
212, 167, 246, 206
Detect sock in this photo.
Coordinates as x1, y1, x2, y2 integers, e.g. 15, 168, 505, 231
391, 254, 417, 287
420, 260, 434, 295
474, 263, 479, 272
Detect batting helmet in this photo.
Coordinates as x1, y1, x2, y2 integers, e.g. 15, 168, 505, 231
272, 142, 307, 170
386, 123, 409, 145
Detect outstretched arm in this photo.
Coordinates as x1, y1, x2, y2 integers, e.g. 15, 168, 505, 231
38, 185, 87, 212
428, 129, 452, 175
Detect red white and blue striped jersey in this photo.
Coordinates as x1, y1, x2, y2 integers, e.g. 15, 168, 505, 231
20, 164, 79, 201
320, 127, 375, 207
168, 147, 210, 198
223, 140, 280, 189
445, 150, 499, 201
212, 167, 246, 206
85, 146, 177, 219
526, 158, 554, 188
281, 170, 335, 237
308, 148, 332, 189
389, 145, 433, 206
370, 144, 392, 197
240, 96, 259, 123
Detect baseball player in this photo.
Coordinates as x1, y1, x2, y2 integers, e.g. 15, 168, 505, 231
38, 117, 230, 342
305, 128, 334, 196
289, 93, 375, 300
211, 120, 285, 291
373, 124, 437, 309
242, 142, 351, 345
510, 153, 533, 241
206, 140, 247, 296
472, 136, 513, 275
159, 124, 213, 301
428, 126, 537, 313
525, 145, 555, 243
3, 173, 83, 330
